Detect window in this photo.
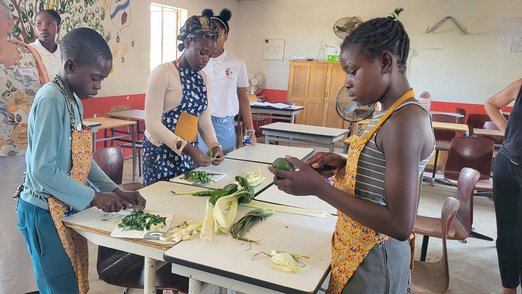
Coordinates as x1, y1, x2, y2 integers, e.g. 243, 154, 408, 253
150, 3, 187, 71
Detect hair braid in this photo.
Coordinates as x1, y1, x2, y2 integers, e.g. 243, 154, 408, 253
341, 8, 409, 73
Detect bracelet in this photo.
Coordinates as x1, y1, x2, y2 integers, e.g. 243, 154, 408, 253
245, 129, 256, 133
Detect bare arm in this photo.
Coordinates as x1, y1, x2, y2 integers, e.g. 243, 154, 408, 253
485, 79, 522, 132
237, 87, 256, 143
269, 106, 432, 240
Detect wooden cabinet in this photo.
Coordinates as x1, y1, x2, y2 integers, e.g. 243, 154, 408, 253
287, 61, 349, 128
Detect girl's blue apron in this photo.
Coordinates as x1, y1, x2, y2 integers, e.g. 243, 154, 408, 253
142, 66, 208, 186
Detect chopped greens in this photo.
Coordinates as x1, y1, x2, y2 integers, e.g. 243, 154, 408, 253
118, 210, 166, 231
183, 170, 212, 184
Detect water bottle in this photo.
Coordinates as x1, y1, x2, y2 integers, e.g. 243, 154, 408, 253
418, 90, 431, 112
243, 135, 252, 145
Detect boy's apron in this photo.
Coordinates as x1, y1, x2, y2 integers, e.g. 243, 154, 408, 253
47, 77, 91, 294
328, 89, 415, 294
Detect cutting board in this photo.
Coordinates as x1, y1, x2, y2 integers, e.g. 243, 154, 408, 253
170, 171, 227, 187
110, 210, 174, 239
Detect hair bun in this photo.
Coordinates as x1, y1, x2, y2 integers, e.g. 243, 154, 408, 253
219, 9, 231, 21
202, 9, 214, 17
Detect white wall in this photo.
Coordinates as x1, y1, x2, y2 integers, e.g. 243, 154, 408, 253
234, 0, 522, 104
100, 0, 240, 97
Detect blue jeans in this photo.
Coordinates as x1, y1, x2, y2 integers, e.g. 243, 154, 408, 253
198, 116, 236, 154
17, 199, 79, 294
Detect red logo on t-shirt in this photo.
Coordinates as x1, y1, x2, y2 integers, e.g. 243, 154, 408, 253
225, 68, 233, 77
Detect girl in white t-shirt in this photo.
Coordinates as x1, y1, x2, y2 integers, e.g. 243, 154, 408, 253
199, 8, 257, 154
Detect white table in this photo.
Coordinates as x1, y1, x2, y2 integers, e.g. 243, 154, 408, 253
250, 102, 304, 124
261, 122, 349, 152
255, 185, 337, 215
63, 182, 211, 294
164, 205, 336, 294
171, 159, 274, 194
226, 143, 314, 164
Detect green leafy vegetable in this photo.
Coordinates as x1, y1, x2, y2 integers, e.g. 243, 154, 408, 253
118, 211, 166, 231
200, 176, 257, 240
191, 190, 213, 197
207, 150, 215, 158
184, 170, 212, 184
230, 209, 273, 242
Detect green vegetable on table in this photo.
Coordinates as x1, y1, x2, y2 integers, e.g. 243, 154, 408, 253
183, 170, 212, 184
200, 176, 256, 240
230, 209, 273, 243
118, 210, 167, 231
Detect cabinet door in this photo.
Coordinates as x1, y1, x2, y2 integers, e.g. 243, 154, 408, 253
305, 63, 328, 125
325, 63, 349, 128
288, 63, 311, 103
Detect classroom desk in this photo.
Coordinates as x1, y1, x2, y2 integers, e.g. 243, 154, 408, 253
431, 121, 469, 135
261, 122, 349, 152
225, 143, 314, 164
84, 117, 138, 180
431, 111, 465, 118
63, 182, 209, 294
250, 103, 304, 124
65, 175, 336, 294
164, 203, 336, 294
255, 184, 337, 215
108, 109, 145, 139
472, 128, 504, 138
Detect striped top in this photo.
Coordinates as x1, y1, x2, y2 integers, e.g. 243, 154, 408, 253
354, 101, 432, 205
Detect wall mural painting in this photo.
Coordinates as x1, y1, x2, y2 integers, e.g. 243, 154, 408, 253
6, 0, 135, 69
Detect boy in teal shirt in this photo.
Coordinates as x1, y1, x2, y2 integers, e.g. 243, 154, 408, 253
17, 27, 146, 294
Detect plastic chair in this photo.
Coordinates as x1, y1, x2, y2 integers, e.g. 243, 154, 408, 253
455, 107, 466, 123
466, 113, 491, 136
412, 196, 460, 294
93, 147, 188, 293
416, 167, 492, 262
443, 137, 494, 193
429, 113, 460, 180
93, 147, 142, 191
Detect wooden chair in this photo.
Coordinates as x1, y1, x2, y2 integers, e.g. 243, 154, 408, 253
412, 196, 460, 294
93, 147, 188, 293
429, 113, 460, 181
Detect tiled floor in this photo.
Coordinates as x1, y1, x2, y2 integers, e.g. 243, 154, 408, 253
50, 141, 521, 293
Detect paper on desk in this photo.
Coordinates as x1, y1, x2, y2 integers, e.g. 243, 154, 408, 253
170, 171, 227, 186
110, 210, 173, 239
252, 101, 292, 109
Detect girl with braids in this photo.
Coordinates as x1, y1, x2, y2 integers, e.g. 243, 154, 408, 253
198, 8, 256, 154
269, 8, 434, 293
143, 14, 224, 186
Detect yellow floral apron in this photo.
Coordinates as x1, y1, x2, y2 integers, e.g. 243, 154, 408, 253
328, 89, 415, 294
47, 77, 92, 294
